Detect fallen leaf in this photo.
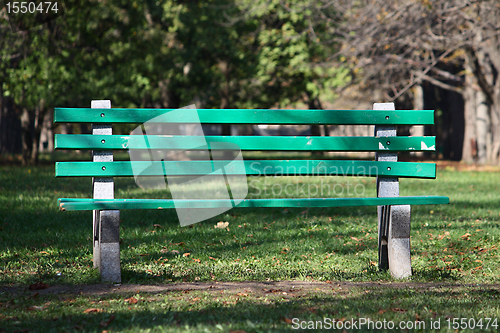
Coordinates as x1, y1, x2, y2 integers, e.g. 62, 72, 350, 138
171, 250, 180, 254
265, 288, 283, 294
183, 253, 190, 257
229, 330, 247, 333
29, 282, 50, 290
192, 258, 201, 263
83, 308, 102, 313
100, 314, 116, 327
391, 308, 407, 313
125, 297, 138, 304
40, 251, 49, 254
378, 309, 387, 315
215, 222, 229, 228
236, 292, 248, 297
282, 317, 293, 323
28, 305, 43, 311
153, 224, 162, 228
461, 233, 471, 240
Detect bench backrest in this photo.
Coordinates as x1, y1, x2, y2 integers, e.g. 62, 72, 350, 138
54, 104, 437, 181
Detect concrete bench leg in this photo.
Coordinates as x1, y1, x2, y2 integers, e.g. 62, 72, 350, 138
94, 210, 121, 283
387, 205, 411, 278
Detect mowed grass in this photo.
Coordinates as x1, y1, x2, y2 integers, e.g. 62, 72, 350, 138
1, 160, 500, 332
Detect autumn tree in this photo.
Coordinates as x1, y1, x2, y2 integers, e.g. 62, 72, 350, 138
334, 0, 500, 163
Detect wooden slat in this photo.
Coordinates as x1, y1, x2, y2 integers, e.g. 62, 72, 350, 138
55, 135, 436, 152
58, 196, 450, 211
54, 108, 435, 125
55, 160, 436, 178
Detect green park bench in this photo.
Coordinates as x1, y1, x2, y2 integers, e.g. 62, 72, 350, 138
54, 101, 449, 282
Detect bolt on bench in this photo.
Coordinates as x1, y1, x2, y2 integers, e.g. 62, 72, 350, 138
54, 101, 449, 282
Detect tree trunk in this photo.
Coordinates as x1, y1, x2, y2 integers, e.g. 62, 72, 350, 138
461, 65, 477, 164
490, 84, 500, 163
30, 104, 45, 165
21, 107, 32, 166
475, 89, 490, 164
219, 60, 232, 137
469, 32, 497, 164
0, 90, 3, 154
44, 108, 54, 152
411, 85, 424, 158
309, 96, 327, 156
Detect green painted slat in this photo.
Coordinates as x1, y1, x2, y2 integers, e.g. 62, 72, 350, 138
56, 160, 436, 178
58, 196, 450, 211
55, 135, 436, 152
54, 108, 435, 125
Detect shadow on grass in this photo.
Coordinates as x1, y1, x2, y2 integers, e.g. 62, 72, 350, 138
2, 285, 499, 332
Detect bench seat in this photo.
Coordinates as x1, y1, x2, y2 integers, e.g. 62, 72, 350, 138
58, 196, 449, 211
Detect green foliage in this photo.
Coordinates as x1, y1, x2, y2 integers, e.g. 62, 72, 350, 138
1, 0, 350, 111
232, 0, 350, 107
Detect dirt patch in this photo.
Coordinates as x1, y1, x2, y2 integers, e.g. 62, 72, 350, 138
2, 281, 500, 298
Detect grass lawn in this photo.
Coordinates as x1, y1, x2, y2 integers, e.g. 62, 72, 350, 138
1, 158, 500, 332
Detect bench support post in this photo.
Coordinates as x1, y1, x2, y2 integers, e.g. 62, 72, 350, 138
374, 103, 411, 278
91, 100, 121, 283
388, 205, 412, 278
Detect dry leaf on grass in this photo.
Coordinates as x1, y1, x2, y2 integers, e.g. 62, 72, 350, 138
461, 233, 471, 240
27, 305, 43, 311
83, 308, 103, 313
100, 314, 116, 327
124, 297, 138, 304
29, 282, 49, 290
391, 308, 407, 313
215, 221, 229, 228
